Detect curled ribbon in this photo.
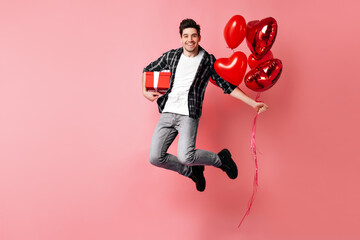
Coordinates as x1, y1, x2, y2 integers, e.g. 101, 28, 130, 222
238, 93, 261, 228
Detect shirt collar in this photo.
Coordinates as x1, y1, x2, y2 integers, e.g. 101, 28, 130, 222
176, 45, 207, 57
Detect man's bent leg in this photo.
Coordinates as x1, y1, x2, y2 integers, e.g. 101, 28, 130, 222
149, 113, 191, 176
176, 115, 222, 167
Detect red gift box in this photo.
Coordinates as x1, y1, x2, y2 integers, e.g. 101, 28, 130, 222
145, 71, 171, 94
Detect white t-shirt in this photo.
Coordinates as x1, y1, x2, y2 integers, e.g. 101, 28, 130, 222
162, 50, 205, 115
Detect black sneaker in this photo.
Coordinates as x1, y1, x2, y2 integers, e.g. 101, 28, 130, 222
189, 166, 206, 192
218, 149, 238, 179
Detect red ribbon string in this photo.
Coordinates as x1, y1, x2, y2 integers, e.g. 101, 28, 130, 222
238, 93, 261, 228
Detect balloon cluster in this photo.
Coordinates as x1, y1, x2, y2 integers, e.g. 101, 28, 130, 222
213, 15, 283, 92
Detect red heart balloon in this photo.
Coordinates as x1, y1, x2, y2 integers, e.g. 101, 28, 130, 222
214, 51, 247, 86
246, 17, 277, 59
224, 15, 247, 49
244, 59, 283, 92
248, 51, 274, 69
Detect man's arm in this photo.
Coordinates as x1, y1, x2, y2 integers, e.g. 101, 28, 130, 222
142, 52, 169, 101
209, 54, 268, 113
143, 52, 169, 72
229, 87, 269, 113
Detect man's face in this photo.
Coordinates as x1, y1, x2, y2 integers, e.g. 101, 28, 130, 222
181, 28, 201, 53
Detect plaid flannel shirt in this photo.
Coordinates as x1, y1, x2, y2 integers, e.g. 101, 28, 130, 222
143, 46, 236, 119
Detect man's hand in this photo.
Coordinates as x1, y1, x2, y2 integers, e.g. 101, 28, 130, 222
143, 91, 161, 102
253, 102, 268, 113
229, 87, 269, 113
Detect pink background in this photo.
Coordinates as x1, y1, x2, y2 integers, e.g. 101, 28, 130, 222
1, 0, 359, 239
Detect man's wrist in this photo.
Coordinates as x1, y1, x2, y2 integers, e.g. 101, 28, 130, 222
250, 99, 258, 108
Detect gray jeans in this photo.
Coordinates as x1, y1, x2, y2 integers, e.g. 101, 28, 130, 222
149, 113, 222, 177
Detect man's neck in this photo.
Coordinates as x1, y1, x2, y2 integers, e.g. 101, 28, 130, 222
182, 47, 200, 58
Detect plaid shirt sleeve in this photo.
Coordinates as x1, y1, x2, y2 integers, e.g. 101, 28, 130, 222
209, 54, 237, 94
143, 52, 169, 72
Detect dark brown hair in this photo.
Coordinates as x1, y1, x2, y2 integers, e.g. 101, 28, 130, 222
179, 19, 200, 36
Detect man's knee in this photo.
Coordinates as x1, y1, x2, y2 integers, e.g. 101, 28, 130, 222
149, 150, 165, 166
178, 150, 195, 165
